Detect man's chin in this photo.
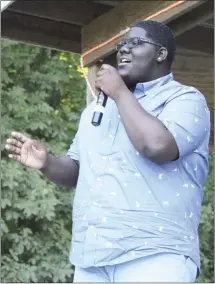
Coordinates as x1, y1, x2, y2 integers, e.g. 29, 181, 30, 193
118, 69, 130, 79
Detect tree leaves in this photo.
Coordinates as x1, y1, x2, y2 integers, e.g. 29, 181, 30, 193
1, 40, 85, 282
197, 153, 214, 283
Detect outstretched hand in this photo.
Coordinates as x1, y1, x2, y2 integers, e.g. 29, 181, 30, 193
5, 132, 48, 169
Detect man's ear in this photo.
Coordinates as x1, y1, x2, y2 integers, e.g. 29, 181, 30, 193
157, 47, 168, 63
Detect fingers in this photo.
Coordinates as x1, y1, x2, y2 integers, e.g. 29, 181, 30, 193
100, 64, 111, 70
97, 70, 107, 77
97, 64, 116, 78
5, 137, 23, 154
6, 138, 23, 148
8, 154, 21, 162
5, 144, 21, 154
11, 132, 28, 143
95, 78, 102, 90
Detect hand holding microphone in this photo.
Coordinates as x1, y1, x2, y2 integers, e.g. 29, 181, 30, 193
92, 64, 128, 126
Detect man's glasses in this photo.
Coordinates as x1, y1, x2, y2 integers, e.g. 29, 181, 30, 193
115, 37, 162, 51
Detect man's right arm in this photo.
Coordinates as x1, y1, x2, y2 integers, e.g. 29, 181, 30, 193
5, 131, 80, 188
40, 154, 79, 188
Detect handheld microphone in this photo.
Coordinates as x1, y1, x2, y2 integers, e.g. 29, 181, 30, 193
91, 91, 108, 126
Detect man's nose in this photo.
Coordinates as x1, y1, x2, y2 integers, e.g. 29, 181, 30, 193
119, 44, 131, 54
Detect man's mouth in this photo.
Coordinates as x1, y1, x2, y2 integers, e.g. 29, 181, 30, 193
118, 58, 132, 66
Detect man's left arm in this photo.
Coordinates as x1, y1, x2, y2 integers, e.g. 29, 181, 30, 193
116, 89, 210, 163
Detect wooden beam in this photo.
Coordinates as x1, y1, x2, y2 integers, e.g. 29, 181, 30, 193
7, 1, 112, 26
82, 1, 201, 67
2, 11, 81, 53
93, 1, 123, 6
205, 17, 214, 26
168, 1, 214, 36
199, 23, 214, 30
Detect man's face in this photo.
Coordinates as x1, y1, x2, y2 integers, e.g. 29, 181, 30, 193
116, 27, 159, 87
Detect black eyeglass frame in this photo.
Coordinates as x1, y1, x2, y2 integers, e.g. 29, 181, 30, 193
115, 37, 162, 51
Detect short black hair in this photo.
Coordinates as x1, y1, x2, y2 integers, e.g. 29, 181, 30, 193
131, 20, 176, 67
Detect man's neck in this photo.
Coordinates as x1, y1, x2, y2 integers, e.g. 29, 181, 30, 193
128, 70, 172, 92
145, 69, 171, 83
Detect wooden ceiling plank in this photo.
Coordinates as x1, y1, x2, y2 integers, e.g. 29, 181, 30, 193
205, 17, 214, 25
2, 10, 81, 53
7, 0, 113, 26
199, 22, 214, 30
169, 1, 214, 37
2, 29, 81, 53
93, 0, 123, 6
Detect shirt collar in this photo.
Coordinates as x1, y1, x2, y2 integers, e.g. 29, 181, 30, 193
134, 72, 174, 100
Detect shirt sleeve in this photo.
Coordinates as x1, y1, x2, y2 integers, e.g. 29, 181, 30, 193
66, 130, 80, 162
158, 89, 210, 159
66, 102, 95, 162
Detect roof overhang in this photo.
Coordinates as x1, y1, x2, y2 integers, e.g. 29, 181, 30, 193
1, 0, 213, 65
1, 0, 14, 12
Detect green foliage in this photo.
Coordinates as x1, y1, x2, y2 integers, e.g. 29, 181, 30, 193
197, 153, 214, 283
1, 40, 214, 283
1, 40, 86, 282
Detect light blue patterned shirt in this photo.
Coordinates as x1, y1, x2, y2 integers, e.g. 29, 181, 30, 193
67, 73, 210, 273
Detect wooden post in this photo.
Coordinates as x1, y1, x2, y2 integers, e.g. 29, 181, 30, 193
86, 64, 100, 105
